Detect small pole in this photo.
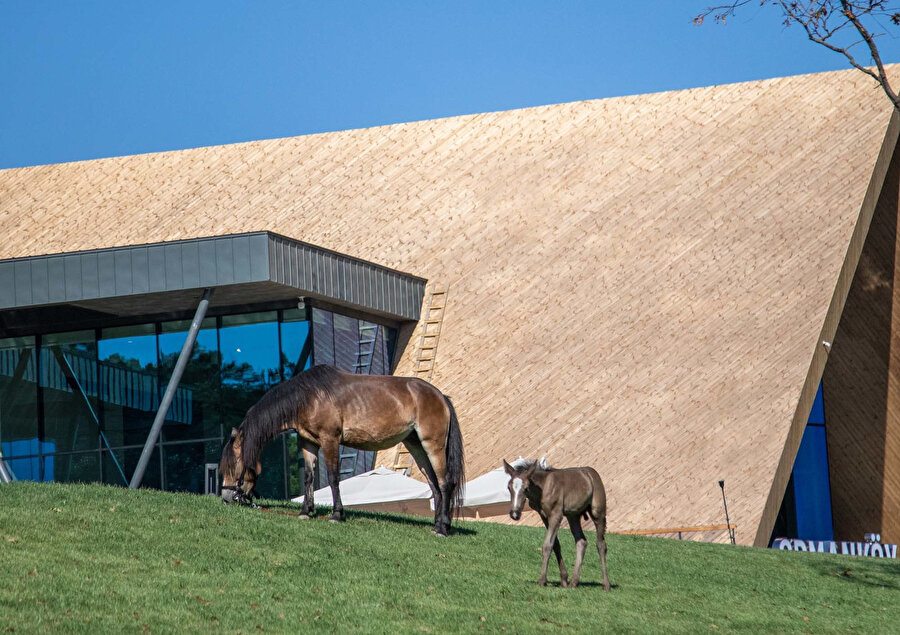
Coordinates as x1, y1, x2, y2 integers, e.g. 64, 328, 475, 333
130, 288, 213, 489
719, 479, 735, 545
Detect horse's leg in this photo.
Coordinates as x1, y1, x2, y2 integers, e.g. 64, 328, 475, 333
539, 512, 564, 587
568, 514, 588, 589
415, 427, 454, 536
319, 437, 344, 522
540, 512, 569, 587
593, 513, 611, 592
299, 440, 319, 519
403, 435, 444, 535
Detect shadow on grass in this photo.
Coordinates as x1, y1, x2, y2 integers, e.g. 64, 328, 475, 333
812, 559, 900, 590
239, 501, 478, 535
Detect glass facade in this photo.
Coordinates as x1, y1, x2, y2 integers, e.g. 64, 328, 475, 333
772, 381, 835, 541
0, 305, 397, 500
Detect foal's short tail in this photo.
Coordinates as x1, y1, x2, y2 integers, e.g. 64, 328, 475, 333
444, 395, 466, 517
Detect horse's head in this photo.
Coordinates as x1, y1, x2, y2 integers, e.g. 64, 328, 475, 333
503, 459, 537, 521
219, 427, 261, 505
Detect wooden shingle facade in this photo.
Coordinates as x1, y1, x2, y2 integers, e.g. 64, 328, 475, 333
2, 67, 899, 546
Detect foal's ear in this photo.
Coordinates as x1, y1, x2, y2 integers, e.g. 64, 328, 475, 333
502, 459, 515, 477
523, 462, 538, 478
229, 427, 239, 440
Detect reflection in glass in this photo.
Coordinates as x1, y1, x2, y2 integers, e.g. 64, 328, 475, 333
0, 304, 390, 499
40, 331, 100, 482
158, 318, 219, 492
0, 336, 40, 479
312, 308, 335, 367
99, 324, 159, 484
280, 308, 312, 380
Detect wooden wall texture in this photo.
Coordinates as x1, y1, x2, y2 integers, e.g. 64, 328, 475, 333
1, 67, 896, 545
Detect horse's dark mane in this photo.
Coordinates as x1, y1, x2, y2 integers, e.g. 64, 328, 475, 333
239, 365, 343, 469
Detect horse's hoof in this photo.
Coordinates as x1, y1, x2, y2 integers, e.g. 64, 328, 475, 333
433, 531, 448, 538
537, 580, 547, 587
328, 515, 345, 523
560, 580, 569, 588
299, 514, 311, 520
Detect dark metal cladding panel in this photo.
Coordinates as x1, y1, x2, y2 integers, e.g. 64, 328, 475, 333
31, 259, 49, 305
14, 261, 32, 307
0, 263, 15, 309
0, 231, 425, 321
313, 251, 324, 294
181, 243, 200, 289
249, 234, 269, 282
47, 258, 67, 303
268, 236, 278, 286
232, 234, 252, 284
147, 246, 167, 293
97, 252, 117, 297
64, 255, 82, 301
275, 238, 285, 285
164, 244, 182, 289
114, 249, 133, 296
131, 248, 149, 295
80, 254, 100, 300
198, 240, 218, 287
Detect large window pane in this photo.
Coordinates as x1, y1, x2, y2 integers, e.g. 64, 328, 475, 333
158, 318, 219, 442
158, 318, 219, 492
54, 450, 101, 484
0, 336, 39, 479
98, 324, 159, 485
280, 308, 312, 380
219, 312, 281, 497
40, 331, 100, 483
104, 446, 161, 490
220, 312, 279, 425
311, 308, 335, 367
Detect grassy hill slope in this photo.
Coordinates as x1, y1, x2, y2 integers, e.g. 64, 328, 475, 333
0, 482, 898, 633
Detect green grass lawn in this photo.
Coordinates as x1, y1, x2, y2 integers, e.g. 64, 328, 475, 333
0, 482, 898, 634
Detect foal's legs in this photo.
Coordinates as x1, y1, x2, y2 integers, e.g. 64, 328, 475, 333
404, 435, 446, 535
319, 437, 344, 522
299, 440, 319, 519
539, 512, 565, 587
593, 513, 611, 592
540, 513, 569, 587
567, 514, 588, 588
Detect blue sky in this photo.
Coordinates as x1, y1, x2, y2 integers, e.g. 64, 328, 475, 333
3, 2, 900, 170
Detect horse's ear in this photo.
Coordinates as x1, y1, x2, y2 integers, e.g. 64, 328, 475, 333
230, 427, 239, 439
502, 460, 515, 476
524, 462, 538, 478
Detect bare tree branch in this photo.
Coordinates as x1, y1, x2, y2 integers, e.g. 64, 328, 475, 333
696, 1, 900, 110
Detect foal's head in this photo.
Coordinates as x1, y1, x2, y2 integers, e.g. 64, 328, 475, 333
503, 459, 538, 521
219, 427, 261, 504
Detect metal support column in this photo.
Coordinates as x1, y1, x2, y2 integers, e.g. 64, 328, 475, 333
0, 450, 13, 483
130, 288, 213, 489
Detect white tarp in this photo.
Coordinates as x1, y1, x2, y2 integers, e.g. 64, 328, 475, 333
458, 457, 545, 508
291, 465, 432, 507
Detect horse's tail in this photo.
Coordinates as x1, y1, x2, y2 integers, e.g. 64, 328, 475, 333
443, 395, 466, 517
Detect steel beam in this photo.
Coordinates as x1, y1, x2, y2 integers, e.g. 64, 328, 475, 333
129, 288, 213, 489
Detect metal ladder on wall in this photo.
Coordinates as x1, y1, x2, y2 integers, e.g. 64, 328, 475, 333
338, 322, 380, 477
392, 284, 449, 475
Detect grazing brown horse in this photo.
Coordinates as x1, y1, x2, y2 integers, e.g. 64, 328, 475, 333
503, 460, 610, 590
219, 365, 465, 536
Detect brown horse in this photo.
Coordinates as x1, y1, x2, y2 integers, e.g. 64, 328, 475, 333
220, 365, 465, 536
503, 460, 610, 590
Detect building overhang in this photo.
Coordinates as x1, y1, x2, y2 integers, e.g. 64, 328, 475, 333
0, 232, 425, 337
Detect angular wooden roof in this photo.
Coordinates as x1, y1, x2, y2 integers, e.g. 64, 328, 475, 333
1, 67, 896, 545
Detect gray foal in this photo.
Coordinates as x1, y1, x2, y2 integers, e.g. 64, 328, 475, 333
504, 459, 610, 590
